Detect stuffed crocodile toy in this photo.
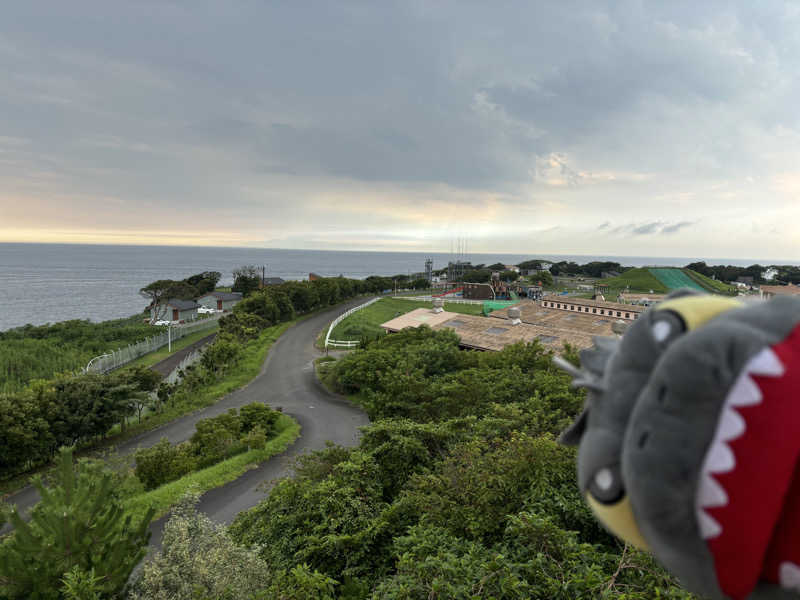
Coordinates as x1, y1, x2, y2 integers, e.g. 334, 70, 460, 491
555, 289, 800, 600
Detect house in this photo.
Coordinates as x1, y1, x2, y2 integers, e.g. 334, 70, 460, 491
197, 291, 243, 312
309, 273, 322, 281
760, 285, 800, 300
261, 277, 285, 286
736, 276, 754, 286
504, 265, 520, 273
601, 271, 621, 279
762, 268, 779, 281
151, 299, 199, 323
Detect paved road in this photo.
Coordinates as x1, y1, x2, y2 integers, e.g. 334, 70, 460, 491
150, 332, 217, 377
2, 300, 370, 541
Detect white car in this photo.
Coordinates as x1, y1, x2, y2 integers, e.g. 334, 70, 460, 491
197, 306, 216, 314
153, 320, 171, 326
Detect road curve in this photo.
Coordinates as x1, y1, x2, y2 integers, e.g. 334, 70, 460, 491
2, 299, 370, 540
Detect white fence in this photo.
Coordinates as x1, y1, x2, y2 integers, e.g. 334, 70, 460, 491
84, 315, 221, 374
325, 297, 381, 349
391, 295, 484, 305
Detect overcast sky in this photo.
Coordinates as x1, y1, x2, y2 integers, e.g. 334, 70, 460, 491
1, 2, 798, 260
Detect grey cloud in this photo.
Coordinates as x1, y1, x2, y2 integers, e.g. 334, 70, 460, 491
661, 221, 694, 234
598, 221, 611, 230
631, 221, 664, 235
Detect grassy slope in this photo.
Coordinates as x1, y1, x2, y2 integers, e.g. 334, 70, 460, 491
328, 297, 484, 342
123, 413, 300, 521
594, 268, 668, 295
683, 269, 737, 294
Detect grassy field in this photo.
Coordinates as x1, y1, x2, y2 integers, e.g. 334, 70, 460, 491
597, 268, 669, 295
649, 268, 706, 292
123, 413, 300, 522
327, 297, 484, 342
124, 324, 220, 370
683, 269, 737, 294
0, 314, 154, 393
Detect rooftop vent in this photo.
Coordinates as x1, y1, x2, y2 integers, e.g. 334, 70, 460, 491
508, 306, 522, 325
486, 326, 509, 335
432, 298, 444, 313
446, 319, 466, 328
536, 335, 558, 344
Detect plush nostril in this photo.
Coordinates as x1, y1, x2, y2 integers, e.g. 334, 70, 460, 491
638, 431, 650, 449
658, 385, 668, 404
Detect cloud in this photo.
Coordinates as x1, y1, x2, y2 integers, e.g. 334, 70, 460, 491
661, 221, 694, 234
0, 2, 798, 259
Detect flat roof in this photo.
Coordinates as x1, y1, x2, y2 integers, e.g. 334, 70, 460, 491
380, 308, 463, 332
380, 307, 602, 352
490, 301, 616, 335
761, 285, 800, 296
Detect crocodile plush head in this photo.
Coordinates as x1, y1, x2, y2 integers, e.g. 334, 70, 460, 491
556, 289, 800, 600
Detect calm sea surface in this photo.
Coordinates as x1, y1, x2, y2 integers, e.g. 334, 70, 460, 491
0, 243, 796, 331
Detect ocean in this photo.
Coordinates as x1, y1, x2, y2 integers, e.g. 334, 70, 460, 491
0, 243, 796, 331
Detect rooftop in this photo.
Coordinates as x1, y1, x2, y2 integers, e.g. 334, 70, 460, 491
489, 301, 616, 336
761, 285, 800, 297
165, 298, 199, 310
381, 308, 464, 332
542, 296, 645, 313
200, 291, 243, 301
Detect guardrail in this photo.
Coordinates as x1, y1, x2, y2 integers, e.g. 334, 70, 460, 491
84, 315, 221, 374
324, 297, 381, 349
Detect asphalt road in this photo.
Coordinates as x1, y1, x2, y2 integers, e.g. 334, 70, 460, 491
150, 332, 217, 377
2, 299, 370, 541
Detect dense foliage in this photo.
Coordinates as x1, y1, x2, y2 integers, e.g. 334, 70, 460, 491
0, 447, 153, 599
0, 366, 159, 479
135, 403, 280, 489
0, 316, 153, 393
685, 261, 800, 285
216, 328, 694, 598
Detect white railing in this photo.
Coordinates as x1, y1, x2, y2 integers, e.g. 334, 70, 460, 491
391, 295, 484, 305
84, 315, 221, 374
324, 297, 381, 349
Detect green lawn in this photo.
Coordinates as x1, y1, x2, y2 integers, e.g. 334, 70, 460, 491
123, 413, 300, 522
683, 269, 737, 294
328, 298, 484, 342
595, 268, 668, 296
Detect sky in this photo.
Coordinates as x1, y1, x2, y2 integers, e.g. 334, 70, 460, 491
1, 1, 799, 260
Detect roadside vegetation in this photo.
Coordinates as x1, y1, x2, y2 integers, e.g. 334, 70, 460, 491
130, 326, 694, 598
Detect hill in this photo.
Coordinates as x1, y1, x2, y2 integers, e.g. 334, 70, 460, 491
597, 268, 668, 294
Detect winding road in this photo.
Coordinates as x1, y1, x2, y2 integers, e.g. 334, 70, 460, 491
2, 299, 370, 544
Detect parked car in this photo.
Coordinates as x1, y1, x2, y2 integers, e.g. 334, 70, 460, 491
153, 320, 171, 326
197, 306, 216, 314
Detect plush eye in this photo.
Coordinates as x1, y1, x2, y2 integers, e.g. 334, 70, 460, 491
650, 311, 686, 347
589, 464, 625, 504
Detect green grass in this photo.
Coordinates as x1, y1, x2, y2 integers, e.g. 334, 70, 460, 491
594, 268, 668, 296
683, 269, 737, 294
328, 298, 484, 342
123, 413, 300, 521
648, 268, 706, 292
124, 324, 219, 370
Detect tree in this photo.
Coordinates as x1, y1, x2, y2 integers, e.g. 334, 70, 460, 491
0, 447, 153, 599
140, 280, 197, 323
232, 265, 262, 297
184, 271, 221, 295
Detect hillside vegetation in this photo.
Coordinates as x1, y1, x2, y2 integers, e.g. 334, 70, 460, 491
596, 268, 668, 294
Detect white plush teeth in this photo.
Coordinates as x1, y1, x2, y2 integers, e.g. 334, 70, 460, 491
718, 407, 745, 442
698, 475, 728, 508
694, 346, 786, 541
697, 508, 723, 539
727, 374, 762, 408
707, 441, 736, 473
747, 347, 785, 377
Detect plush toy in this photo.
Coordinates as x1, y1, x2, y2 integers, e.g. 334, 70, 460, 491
555, 289, 800, 600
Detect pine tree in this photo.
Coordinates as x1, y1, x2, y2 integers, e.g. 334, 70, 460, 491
0, 447, 154, 599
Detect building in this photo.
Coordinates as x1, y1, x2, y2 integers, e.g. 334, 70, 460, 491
197, 291, 243, 312
462, 282, 495, 300
380, 306, 604, 352
617, 292, 666, 307
760, 285, 800, 300
539, 297, 644, 321
309, 273, 322, 281
736, 276, 754, 286
762, 268, 779, 281
601, 271, 621, 279
151, 299, 199, 323
504, 265, 520, 273
261, 277, 286, 286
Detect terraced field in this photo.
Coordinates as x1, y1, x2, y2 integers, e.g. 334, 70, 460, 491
648, 268, 707, 292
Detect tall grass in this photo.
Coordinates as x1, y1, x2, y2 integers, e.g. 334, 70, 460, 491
0, 315, 152, 393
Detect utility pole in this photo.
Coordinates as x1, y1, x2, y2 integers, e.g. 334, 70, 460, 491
262, 265, 266, 287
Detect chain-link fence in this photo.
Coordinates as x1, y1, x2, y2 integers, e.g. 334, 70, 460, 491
84, 315, 221, 374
